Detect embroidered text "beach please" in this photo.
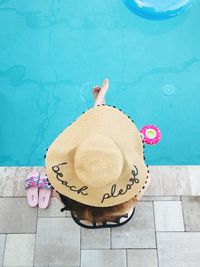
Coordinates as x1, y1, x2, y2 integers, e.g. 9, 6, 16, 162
52, 162, 88, 196
101, 165, 139, 203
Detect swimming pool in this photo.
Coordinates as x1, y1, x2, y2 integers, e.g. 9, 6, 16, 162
0, 0, 200, 166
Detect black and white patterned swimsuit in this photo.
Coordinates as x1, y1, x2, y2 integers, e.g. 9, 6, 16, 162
70, 206, 136, 229
60, 195, 136, 229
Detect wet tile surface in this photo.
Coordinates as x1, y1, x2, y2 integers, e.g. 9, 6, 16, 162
0, 198, 37, 233
127, 249, 158, 267
1, 166, 199, 197
182, 196, 200, 231
81, 250, 126, 267
0, 167, 45, 197
188, 166, 200, 195
34, 218, 80, 267
157, 232, 200, 267
146, 166, 193, 196
111, 202, 156, 248
3, 234, 35, 267
154, 201, 184, 231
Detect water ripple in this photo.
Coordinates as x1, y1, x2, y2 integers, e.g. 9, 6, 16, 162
126, 58, 200, 87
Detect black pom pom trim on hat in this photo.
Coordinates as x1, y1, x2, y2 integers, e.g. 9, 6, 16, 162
44, 103, 150, 200
45, 176, 54, 189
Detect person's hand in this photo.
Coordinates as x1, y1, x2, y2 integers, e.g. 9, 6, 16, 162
93, 79, 109, 107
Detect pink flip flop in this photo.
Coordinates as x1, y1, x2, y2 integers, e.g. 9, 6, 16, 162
25, 170, 40, 207
38, 173, 52, 209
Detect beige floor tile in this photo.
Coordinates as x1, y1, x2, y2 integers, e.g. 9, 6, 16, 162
0, 166, 196, 199
0, 234, 6, 267
81, 228, 110, 249
127, 249, 158, 267
145, 166, 193, 196
3, 234, 35, 267
145, 166, 162, 196
154, 201, 184, 231
38, 197, 67, 217
173, 166, 191, 195
157, 232, 200, 267
0, 167, 15, 197
158, 166, 191, 195
34, 218, 80, 267
188, 166, 200, 195
182, 196, 200, 231
0, 198, 37, 233
0, 167, 44, 197
81, 250, 126, 267
111, 202, 156, 248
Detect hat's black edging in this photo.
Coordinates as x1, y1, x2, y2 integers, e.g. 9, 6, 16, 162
44, 104, 150, 203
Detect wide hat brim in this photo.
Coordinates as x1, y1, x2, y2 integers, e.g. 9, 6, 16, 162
45, 105, 149, 207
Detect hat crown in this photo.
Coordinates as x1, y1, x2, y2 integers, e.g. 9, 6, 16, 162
74, 134, 124, 188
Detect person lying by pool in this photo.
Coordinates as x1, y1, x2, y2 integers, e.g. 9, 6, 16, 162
44, 78, 151, 228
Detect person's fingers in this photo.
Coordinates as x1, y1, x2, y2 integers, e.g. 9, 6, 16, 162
101, 79, 109, 92
93, 87, 101, 99
96, 79, 109, 100
103, 78, 109, 88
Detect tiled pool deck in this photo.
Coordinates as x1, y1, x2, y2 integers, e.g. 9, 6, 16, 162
0, 166, 200, 267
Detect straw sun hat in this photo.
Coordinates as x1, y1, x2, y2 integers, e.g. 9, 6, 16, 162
45, 104, 149, 207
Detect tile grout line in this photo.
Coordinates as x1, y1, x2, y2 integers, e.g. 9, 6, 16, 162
142, 196, 181, 200
0, 196, 181, 200
2, 233, 7, 267
180, 195, 186, 232
152, 201, 160, 267
81, 248, 165, 250
110, 228, 112, 249
80, 227, 82, 267
0, 232, 38, 235
125, 249, 128, 267
33, 206, 39, 267
149, 231, 200, 233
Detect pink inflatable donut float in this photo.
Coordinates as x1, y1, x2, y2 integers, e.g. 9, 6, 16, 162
140, 125, 161, 145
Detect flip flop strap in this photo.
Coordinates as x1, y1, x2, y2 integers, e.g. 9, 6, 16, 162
39, 177, 52, 189
25, 176, 39, 189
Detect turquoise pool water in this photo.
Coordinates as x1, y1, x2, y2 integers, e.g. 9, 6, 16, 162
0, 0, 200, 166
